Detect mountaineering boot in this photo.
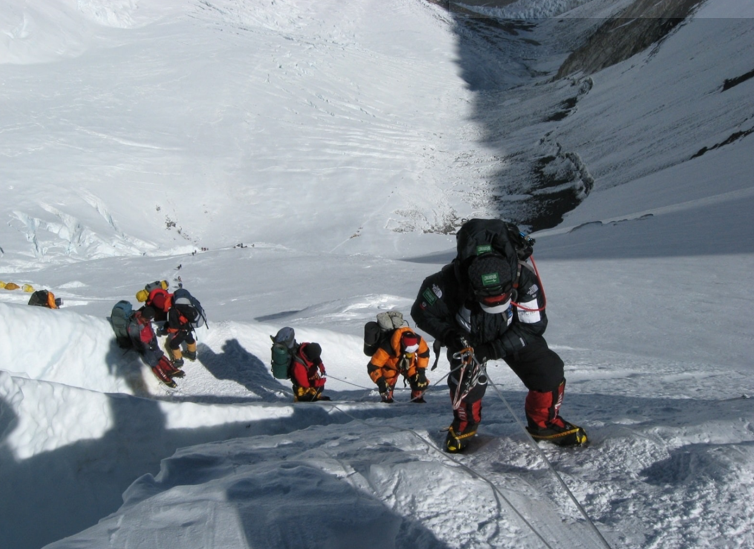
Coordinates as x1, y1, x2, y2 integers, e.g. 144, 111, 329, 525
185, 342, 197, 361
159, 356, 185, 378
376, 378, 394, 403
525, 381, 587, 446
294, 387, 320, 402
313, 388, 331, 401
411, 390, 426, 403
152, 363, 177, 388
380, 388, 394, 403
444, 425, 476, 453
527, 419, 588, 446
168, 346, 184, 368
164, 339, 184, 367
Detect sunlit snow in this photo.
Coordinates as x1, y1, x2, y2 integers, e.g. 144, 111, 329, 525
1, 0, 753, 548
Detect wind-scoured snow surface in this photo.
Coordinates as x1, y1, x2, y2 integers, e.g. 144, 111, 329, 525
1, 0, 753, 548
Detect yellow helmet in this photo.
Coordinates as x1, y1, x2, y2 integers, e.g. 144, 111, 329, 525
160, 280, 169, 290
136, 289, 149, 302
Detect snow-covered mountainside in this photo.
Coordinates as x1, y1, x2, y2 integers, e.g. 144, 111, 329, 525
1, 0, 753, 548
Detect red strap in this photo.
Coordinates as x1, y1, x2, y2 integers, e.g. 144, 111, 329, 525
511, 255, 547, 313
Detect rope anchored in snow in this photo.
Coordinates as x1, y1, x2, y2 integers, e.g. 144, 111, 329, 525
487, 379, 613, 549
322, 400, 557, 549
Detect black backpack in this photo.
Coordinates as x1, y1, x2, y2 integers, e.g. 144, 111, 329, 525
454, 219, 535, 283
173, 288, 207, 329
28, 290, 60, 309
456, 219, 534, 262
363, 311, 405, 356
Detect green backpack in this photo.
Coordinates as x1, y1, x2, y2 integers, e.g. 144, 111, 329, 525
270, 327, 297, 380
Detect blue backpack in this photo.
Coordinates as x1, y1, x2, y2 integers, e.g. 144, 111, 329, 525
110, 300, 134, 348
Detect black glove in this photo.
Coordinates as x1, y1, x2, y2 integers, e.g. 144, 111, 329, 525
412, 369, 428, 389
376, 378, 389, 395
444, 331, 470, 354
473, 342, 499, 363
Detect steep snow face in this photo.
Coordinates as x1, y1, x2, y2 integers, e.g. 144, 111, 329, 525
450, 0, 754, 229
454, 0, 599, 19
2, 0, 754, 548
0, 0, 94, 64
557, 0, 707, 78
0, 0, 182, 64
0, 0, 492, 269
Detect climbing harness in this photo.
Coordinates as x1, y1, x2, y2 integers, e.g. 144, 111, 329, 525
450, 346, 487, 410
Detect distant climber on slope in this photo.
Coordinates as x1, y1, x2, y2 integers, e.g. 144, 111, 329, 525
28, 289, 62, 309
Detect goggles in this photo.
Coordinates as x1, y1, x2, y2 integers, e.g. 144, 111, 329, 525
474, 281, 513, 306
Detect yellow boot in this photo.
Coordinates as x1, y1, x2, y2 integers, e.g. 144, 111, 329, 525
168, 347, 184, 368
185, 342, 197, 361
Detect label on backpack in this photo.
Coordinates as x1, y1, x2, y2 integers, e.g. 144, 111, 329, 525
476, 244, 492, 255
481, 272, 501, 287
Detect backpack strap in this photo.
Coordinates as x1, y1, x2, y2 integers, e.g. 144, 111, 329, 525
384, 329, 400, 357
430, 339, 442, 371
511, 255, 547, 312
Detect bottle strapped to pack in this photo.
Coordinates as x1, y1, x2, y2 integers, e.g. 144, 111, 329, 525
270, 327, 296, 380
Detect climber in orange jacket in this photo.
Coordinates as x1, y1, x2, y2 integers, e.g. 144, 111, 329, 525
367, 328, 430, 403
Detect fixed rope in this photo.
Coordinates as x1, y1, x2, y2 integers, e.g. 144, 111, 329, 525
487, 379, 613, 549
323, 400, 556, 549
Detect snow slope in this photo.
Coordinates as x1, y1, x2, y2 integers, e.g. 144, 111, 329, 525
1, 0, 754, 548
